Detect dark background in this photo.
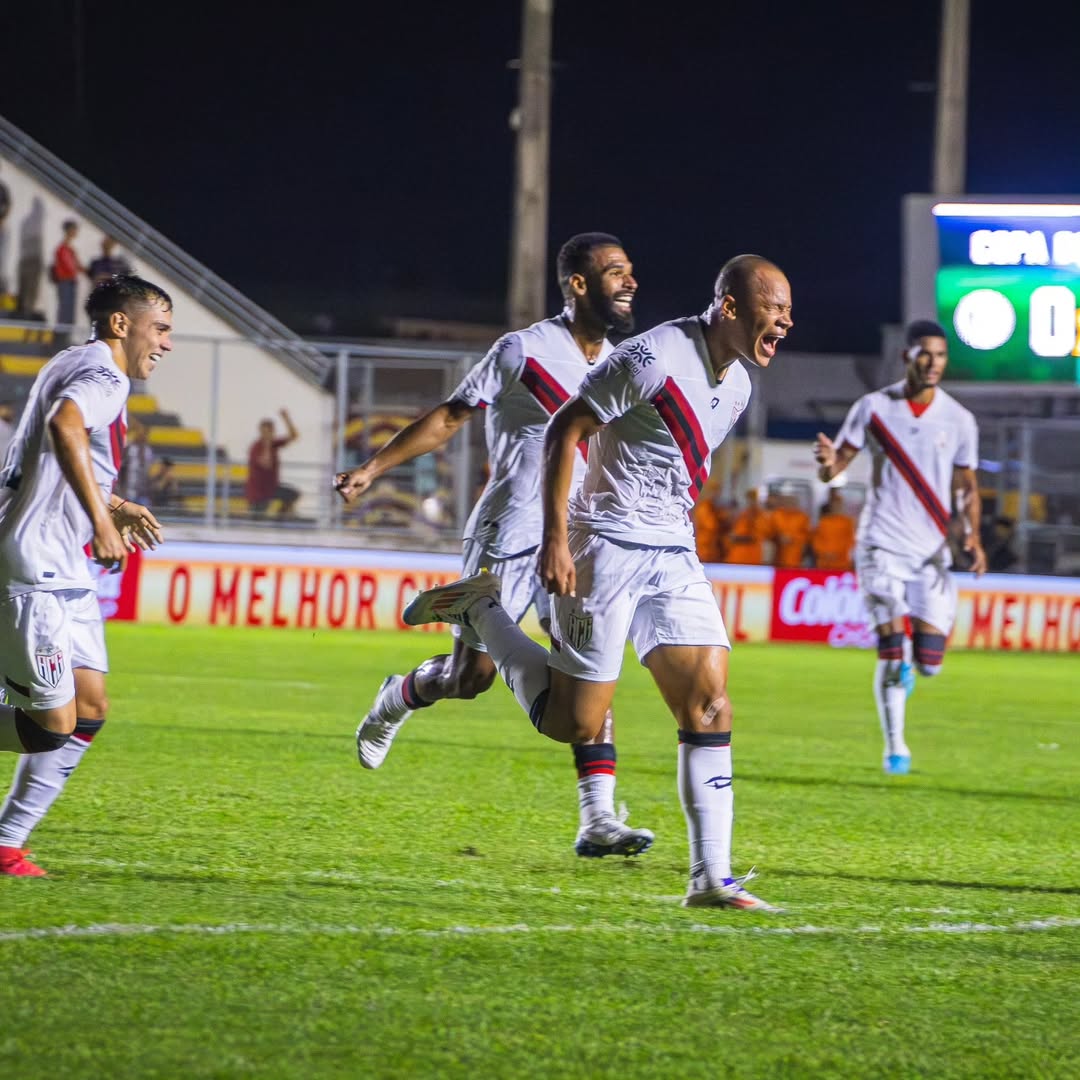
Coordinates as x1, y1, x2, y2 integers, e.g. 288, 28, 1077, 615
4, 1, 1079, 349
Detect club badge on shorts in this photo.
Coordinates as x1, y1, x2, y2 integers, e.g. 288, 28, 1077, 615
564, 610, 594, 651
35, 644, 66, 688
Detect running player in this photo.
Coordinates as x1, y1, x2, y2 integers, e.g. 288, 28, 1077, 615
813, 319, 985, 775
0, 274, 171, 875
334, 233, 654, 858
402, 255, 793, 911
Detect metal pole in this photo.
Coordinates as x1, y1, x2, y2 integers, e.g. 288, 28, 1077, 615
455, 355, 473, 533
1017, 422, 1032, 572
333, 348, 349, 529
205, 341, 220, 528
932, 0, 970, 194
507, 0, 553, 328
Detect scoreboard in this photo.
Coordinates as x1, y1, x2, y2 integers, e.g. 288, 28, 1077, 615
903, 197, 1080, 382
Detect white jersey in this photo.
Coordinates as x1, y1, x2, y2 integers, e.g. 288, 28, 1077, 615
572, 316, 751, 550
452, 315, 612, 558
0, 340, 129, 596
835, 381, 978, 562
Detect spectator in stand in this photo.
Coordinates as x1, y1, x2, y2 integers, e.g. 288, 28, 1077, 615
118, 421, 156, 505
810, 488, 856, 570
88, 236, 133, 286
770, 486, 812, 568
246, 410, 300, 516
151, 456, 180, 508
981, 515, 1019, 573
725, 488, 773, 565
693, 479, 733, 564
51, 220, 87, 343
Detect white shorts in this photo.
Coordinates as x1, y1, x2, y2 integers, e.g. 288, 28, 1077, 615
855, 543, 958, 633
0, 589, 108, 711
454, 539, 541, 652
548, 531, 730, 683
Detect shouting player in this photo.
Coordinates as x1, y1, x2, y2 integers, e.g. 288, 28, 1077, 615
403, 255, 793, 911
334, 233, 654, 858
0, 275, 170, 876
814, 319, 985, 775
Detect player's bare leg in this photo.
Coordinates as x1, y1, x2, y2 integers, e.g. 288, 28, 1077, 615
0, 669, 107, 877
402, 574, 653, 856
645, 643, 781, 912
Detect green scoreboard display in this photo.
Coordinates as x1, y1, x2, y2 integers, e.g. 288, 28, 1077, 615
904, 198, 1080, 383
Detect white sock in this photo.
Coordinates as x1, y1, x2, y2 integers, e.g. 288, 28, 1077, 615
577, 774, 616, 828
678, 740, 733, 884
0, 732, 93, 847
467, 599, 551, 720
873, 661, 909, 757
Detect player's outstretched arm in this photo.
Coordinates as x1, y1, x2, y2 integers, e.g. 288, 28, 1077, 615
333, 399, 479, 504
49, 399, 129, 570
814, 432, 858, 482
539, 397, 605, 597
953, 466, 987, 575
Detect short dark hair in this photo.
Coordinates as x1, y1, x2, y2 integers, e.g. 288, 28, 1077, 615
556, 232, 624, 294
905, 319, 946, 346
62, 219, 78, 231
86, 274, 172, 330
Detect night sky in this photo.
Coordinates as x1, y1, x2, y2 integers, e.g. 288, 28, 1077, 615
5, 0, 1080, 350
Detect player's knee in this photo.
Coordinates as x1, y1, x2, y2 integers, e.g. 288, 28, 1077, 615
14, 710, 71, 753
75, 692, 109, 721
913, 631, 946, 677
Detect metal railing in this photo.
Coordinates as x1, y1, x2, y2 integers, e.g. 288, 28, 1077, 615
0, 113, 332, 386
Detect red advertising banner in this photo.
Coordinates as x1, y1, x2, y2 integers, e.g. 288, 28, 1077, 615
770, 568, 875, 648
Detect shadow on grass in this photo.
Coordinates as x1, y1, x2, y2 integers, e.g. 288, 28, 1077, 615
774, 866, 1080, 896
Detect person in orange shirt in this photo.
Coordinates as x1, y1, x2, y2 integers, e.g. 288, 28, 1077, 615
725, 488, 773, 565
810, 489, 857, 570
693, 483, 733, 564
770, 489, 811, 568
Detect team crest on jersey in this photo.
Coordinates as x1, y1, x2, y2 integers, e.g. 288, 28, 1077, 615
564, 610, 594, 650
34, 645, 66, 688
617, 339, 655, 376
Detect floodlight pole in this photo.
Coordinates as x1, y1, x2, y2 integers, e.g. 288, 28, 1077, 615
507, 0, 553, 328
932, 0, 970, 194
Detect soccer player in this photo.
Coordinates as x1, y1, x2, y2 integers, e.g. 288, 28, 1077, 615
402, 255, 794, 911
335, 233, 654, 858
813, 319, 985, 775
0, 275, 171, 876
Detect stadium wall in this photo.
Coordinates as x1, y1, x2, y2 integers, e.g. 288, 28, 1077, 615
95, 542, 1080, 653
0, 160, 332, 464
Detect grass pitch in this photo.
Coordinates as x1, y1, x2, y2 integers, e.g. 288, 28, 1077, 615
2, 626, 1078, 1079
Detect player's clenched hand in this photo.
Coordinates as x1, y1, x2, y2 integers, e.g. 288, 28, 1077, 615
112, 501, 165, 551
813, 432, 836, 468
333, 468, 374, 504
965, 536, 988, 577
91, 520, 129, 573
539, 535, 575, 597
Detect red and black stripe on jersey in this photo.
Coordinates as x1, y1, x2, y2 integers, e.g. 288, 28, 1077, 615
868, 412, 950, 536
651, 377, 709, 499
520, 357, 588, 461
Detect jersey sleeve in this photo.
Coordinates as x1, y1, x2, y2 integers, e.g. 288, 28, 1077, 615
577, 335, 666, 424
449, 333, 524, 408
834, 395, 870, 452
56, 363, 128, 430
954, 410, 979, 469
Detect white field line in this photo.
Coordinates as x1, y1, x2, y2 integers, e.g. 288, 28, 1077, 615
120, 673, 321, 690
1, 916, 1079, 945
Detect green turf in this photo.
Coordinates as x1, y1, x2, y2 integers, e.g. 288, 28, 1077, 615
2, 626, 1078, 1079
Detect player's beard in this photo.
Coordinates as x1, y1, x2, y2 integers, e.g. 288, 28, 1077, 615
593, 288, 635, 335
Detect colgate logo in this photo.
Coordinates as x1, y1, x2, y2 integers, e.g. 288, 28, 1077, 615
778, 573, 865, 627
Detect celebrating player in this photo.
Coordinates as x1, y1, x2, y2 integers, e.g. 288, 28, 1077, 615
402, 255, 793, 911
813, 319, 985, 775
334, 233, 654, 858
0, 275, 171, 876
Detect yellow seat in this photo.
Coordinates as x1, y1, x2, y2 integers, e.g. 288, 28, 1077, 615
171, 461, 248, 483
0, 326, 54, 345
127, 394, 159, 415
148, 427, 206, 448
0, 355, 46, 376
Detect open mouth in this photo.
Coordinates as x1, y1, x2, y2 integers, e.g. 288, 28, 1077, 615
612, 292, 634, 312
760, 334, 784, 359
